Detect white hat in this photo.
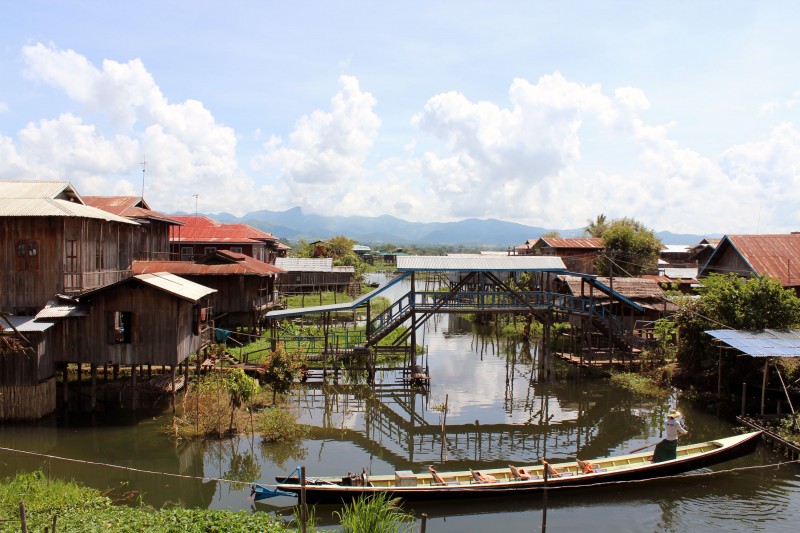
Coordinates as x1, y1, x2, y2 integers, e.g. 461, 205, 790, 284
668, 409, 682, 419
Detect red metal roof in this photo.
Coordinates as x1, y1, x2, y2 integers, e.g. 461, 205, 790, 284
169, 215, 277, 244
132, 251, 283, 276
83, 196, 184, 225
724, 234, 800, 287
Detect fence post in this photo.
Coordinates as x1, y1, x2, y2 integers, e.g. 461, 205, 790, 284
19, 501, 28, 533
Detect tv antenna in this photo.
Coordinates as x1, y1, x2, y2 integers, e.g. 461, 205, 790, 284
140, 154, 147, 199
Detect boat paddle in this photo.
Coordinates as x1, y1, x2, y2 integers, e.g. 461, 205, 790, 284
628, 442, 659, 454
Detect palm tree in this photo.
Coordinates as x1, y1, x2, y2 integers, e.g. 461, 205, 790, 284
584, 213, 608, 238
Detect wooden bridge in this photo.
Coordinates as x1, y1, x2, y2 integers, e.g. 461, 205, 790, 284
266, 255, 654, 374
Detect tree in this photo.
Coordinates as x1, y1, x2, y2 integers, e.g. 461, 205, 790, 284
260, 344, 304, 402
595, 217, 661, 277
540, 230, 561, 238
675, 273, 800, 373
327, 236, 356, 260
291, 239, 315, 258
584, 213, 609, 238
226, 369, 261, 432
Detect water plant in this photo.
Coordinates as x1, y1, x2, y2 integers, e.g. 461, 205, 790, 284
334, 493, 415, 533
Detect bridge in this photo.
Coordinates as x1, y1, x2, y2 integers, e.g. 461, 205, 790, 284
266, 255, 653, 375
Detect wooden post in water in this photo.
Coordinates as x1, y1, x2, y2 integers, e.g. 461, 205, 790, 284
90, 364, 97, 411
132, 364, 137, 411
717, 346, 723, 399
171, 365, 177, 413
741, 382, 747, 417
76, 362, 82, 412
62, 365, 69, 407
300, 466, 307, 533
541, 464, 548, 533
761, 359, 769, 417
420, 513, 428, 533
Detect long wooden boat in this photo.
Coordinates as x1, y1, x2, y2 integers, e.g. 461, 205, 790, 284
257, 431, 762, 503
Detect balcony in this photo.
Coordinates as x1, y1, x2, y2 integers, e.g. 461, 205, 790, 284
63, 270, 133, 292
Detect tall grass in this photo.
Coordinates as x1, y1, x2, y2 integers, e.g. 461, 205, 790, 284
334, 493, 415, 533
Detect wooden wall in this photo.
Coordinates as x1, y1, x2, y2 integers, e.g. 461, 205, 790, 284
0, 377, 56, 420
52, 280, 204, 366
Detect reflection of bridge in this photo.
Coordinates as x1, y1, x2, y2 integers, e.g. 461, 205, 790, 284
294, 353, 654, 467
267, 256, 650, 372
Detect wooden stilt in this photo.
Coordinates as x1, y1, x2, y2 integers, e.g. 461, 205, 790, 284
62, 364, 69, 407
132, 365, 137, 411
90, 364, 97, 411
76, 362, 82, 412
171, 365, 177, 413
761, 359, 769, 417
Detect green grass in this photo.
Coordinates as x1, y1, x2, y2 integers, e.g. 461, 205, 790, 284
0, 471, 290, 533
610, 372, 671, 399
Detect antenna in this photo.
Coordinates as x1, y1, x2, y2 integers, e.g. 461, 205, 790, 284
193, 194, 199, 219
140, 154, 147, 199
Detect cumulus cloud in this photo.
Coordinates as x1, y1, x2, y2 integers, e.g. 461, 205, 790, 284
9, 42, 255, 215
251, 75, 381, 212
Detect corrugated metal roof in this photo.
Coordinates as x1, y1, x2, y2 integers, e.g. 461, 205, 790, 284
169, 215, 277, 243
535, 237, 605, 250
35, 299, 90, 319
0, 179, 79, 201
661, 244, 692, 253
267, 272, 411, 318
132, 253, 283, 276
134, 272, 216, 301
0, 316, 55, 333
83, 196, 184, 226
396, 255, 567, 272
275, 257, 334, 272
0, 198, 138, 224
662, 268, 698, 279
702, 234, 800, 288
706, 329, 800, 357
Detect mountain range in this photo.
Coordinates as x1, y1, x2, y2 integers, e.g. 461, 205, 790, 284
202, 207, 712, 247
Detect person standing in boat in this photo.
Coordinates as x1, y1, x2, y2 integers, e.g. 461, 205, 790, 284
652, 409, 688, 463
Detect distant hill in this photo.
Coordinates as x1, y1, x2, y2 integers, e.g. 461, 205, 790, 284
195, 207, 713, 247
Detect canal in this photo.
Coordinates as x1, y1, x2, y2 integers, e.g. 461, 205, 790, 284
1, 277, 799, 531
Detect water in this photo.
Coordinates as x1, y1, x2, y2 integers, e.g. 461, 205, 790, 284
2, 276, 800, 531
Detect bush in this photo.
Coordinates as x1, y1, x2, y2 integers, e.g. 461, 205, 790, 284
334, 493, 415, 533
257, 407, 309, 443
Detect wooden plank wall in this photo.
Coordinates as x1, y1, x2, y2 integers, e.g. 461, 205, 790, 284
0, 377, 56, 420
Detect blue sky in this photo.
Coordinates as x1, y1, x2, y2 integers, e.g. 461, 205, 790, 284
2, 1, 800, 235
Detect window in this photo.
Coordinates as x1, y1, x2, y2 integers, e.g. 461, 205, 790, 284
230, 247, 242, 254
15, 240, 40, 271
108, 311, 135, 344
204, 247, 216, 255
95, 240, 104, 270
181, 247, 194, 261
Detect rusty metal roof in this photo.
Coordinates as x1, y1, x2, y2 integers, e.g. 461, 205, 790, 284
703, 234, 800, 287
0, 198, 138, 224
397, 255, 566, 272
169, 215, 277, 243
83, 196, 184, 226
534, 237, 605, 250
132, 253, 283, 276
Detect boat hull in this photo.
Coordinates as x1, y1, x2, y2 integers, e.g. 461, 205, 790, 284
269, 431, 762, 504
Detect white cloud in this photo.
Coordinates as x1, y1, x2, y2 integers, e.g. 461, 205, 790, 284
12, 42, 255, 215
0, 101, 8, 113
251, 75, 381, 212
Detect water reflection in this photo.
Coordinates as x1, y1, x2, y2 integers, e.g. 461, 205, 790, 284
2, 301, 800, 530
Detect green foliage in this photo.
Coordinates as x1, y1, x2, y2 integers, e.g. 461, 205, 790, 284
291, 238, 316, 258
0, 472, 289, 533
610, 372, 671, 399
260, 344, 304, 400
327, 235, 356, 260
540, 229, 561, 238
675, 273, 800, 373
595, 217, 662, 276
334, 493, 415, 533
226, 369, 261, 431
257, 407, 310, 443
584, 213, 609, 237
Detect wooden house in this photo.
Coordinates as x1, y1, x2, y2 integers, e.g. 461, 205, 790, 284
0, 314, 57, 420
530, 237, 604, 274
0, 180, 140, 315
275, 257, 356, 294
169, 215, 285, 264
83, 196, 184, 261
132, 250, 283, 331
698, 234, 800, 291
50, 272, 214, 373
